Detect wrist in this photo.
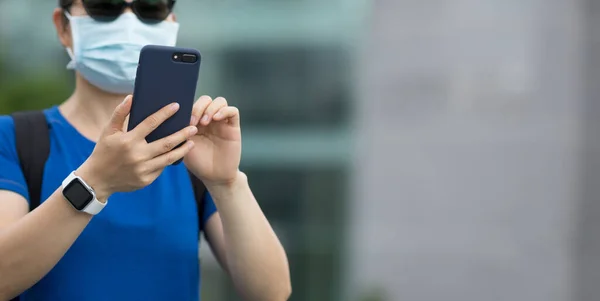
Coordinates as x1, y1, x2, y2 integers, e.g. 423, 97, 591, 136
204, 171, 247, 196
76, 162, 112, 203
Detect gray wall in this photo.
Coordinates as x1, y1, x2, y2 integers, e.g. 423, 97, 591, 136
576, 0, 600, 300
351, 0, 585, 300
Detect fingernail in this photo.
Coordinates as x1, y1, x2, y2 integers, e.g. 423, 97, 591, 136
190, 115, 198, 125
171, 103, 180, 111
189, 126, 198, 135
201, 114, 209, 123
188, 141, 195, 149
214, 112, 222, 119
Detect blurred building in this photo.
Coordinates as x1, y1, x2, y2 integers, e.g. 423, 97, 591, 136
181, 2, 369, 300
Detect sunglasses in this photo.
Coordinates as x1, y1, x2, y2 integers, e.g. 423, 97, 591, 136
64, 0, 176, 23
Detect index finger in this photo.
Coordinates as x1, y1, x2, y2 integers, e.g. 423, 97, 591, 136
190, 96, 212, 126
131, 102, 180, 138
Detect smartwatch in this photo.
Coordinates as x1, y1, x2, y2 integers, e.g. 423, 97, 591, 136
61, 171, 106, 215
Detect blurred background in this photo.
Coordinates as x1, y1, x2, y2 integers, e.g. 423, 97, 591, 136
0, 0, 597, 300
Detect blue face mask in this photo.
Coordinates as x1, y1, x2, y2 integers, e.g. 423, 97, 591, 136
65, 12, 179, 94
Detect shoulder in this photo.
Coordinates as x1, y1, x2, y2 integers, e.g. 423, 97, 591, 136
0, 115, 17, 154
42, 106, 61, 124
0, 114, 15, 132
0, 108, 55, 157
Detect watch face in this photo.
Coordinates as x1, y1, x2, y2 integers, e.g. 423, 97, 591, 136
63, 178, 93, 210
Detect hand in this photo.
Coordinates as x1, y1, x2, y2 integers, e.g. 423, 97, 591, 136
77, 95, 198, 201
184, 96, 242, 187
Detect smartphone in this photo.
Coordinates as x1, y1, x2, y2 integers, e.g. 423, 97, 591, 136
128, 45, 201, 164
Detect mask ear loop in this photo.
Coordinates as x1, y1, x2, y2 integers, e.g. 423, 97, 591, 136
63, 12, 77, 70
66, 48, 76, 70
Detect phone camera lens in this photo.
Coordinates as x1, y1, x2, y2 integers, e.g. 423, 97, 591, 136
182, 54, 197, 63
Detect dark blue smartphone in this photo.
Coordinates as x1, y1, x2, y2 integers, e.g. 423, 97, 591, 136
128, 45, 201, 164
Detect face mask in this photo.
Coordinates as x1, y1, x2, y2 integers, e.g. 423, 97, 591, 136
65, 12, 179, 94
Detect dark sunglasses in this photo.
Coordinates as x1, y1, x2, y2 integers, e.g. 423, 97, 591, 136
63, 0, 176, 24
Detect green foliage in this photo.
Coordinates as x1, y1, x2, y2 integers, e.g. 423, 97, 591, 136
0, 73, 72, 115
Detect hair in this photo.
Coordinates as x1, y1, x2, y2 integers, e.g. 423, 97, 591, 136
59, 0, 73, 9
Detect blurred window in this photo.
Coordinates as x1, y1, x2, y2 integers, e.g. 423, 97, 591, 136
219, 46, 352, 128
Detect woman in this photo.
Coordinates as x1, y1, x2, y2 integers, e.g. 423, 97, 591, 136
0, 1, 291, 300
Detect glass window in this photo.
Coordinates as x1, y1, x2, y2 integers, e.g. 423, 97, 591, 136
218, 46, 353, 128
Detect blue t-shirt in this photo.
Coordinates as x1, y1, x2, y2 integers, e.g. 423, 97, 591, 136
0, 106, 217, 301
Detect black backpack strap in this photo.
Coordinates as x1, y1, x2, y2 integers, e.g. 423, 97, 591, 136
189, 171, 206, 235
11, 111, 50, 211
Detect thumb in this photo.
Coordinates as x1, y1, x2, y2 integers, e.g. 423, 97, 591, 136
107, 95, 132, 133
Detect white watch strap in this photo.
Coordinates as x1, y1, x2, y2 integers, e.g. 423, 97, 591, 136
62, 171, 107, 215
